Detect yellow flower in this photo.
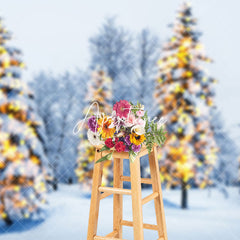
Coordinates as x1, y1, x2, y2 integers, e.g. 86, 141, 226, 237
98, 116, 115, 139
129, 132, 146, 145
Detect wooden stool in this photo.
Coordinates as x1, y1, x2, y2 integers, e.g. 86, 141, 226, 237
87, 145, 168, 240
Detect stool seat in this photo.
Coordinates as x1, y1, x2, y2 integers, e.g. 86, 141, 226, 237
87, 146, 168, 240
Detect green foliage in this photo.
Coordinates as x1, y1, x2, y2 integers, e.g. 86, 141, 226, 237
96, 152, 113, 163
130, 101, 144, 115
129, 150, 138, 163
99, 145, 110, 152
144, 115, 166, 154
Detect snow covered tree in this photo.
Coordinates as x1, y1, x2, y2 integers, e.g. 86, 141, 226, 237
136, 28, 160, 110
89, 17, 135, 103
154, 2, 218, 208
32, 71, 87, 185
75, 70, 113, 191
0, 17, 49, 224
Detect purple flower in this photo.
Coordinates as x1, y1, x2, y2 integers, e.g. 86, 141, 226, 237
132, 144, 141, 153
124, 145, 130, 152
125, 135, 131, 146
88, 116, 98, 132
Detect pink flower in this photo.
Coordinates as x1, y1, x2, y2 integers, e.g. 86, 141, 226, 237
136, 110, 144, 117
113, 100, 131, 118
125, 113, 136, 127
136, 118, 146, 127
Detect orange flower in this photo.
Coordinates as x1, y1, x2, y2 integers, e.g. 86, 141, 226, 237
98, 116, 115, 139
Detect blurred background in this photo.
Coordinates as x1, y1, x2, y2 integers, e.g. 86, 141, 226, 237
0, 0, 239, 240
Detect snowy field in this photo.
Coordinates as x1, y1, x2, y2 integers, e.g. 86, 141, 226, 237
0, 184, 240, 240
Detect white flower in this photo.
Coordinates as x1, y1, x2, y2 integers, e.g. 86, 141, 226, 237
111, 110, 116, 118
131, 125, 145, 135
87, 129, 103, 146
116, 131, 124, 137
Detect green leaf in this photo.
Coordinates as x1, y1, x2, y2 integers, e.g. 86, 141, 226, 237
144, 111, 148, 119
95, 152, 113, 163
129, 151, 138, 163
145, 117, 149, 133
99, 145, 110, 152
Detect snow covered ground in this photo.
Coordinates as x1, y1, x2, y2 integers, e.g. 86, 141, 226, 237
0, 184, 240, 240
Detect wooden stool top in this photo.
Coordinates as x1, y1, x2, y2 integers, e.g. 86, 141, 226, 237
94, 144, 156, 159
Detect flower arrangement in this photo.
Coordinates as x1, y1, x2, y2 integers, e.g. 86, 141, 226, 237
87, 100, 167, 163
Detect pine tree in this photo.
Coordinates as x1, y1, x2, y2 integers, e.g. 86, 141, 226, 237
154, 2, 218, 208
75, 70, 113, 190
0, 17, 48, 224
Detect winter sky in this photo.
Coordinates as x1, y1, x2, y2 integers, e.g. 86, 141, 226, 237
0, 0, 239, 136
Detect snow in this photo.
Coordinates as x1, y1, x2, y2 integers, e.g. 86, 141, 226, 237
0, 184, 240, 240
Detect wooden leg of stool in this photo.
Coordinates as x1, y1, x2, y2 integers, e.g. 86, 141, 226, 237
130, 157, 144, 240
149, 147, 168, 240
87, 150, 104, 240
113, 158, 123, 238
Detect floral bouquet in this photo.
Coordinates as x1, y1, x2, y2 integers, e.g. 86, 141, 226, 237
87, 100, 167, 163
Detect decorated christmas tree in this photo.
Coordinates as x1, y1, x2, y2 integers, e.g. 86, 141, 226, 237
154, 2, 218, 208
75, 70, 113, 190
0, 17, 48, 224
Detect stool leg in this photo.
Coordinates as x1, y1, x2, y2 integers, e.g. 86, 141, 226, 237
113, 158, 123, 238
87, 150, 104, 240
149, 147, 168, 240
130, 156, 144, 240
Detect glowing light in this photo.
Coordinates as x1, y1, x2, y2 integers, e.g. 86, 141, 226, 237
1, 212, 7, 219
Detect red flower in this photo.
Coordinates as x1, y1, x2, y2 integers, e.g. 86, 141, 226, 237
115, 141, 125, 152
105, 138, 115, 148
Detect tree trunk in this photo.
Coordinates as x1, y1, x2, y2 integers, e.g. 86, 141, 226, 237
68, 178, 73, 185
52, 177, 58, 191
4, 216, 13, 226
181, 180, 188, 209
